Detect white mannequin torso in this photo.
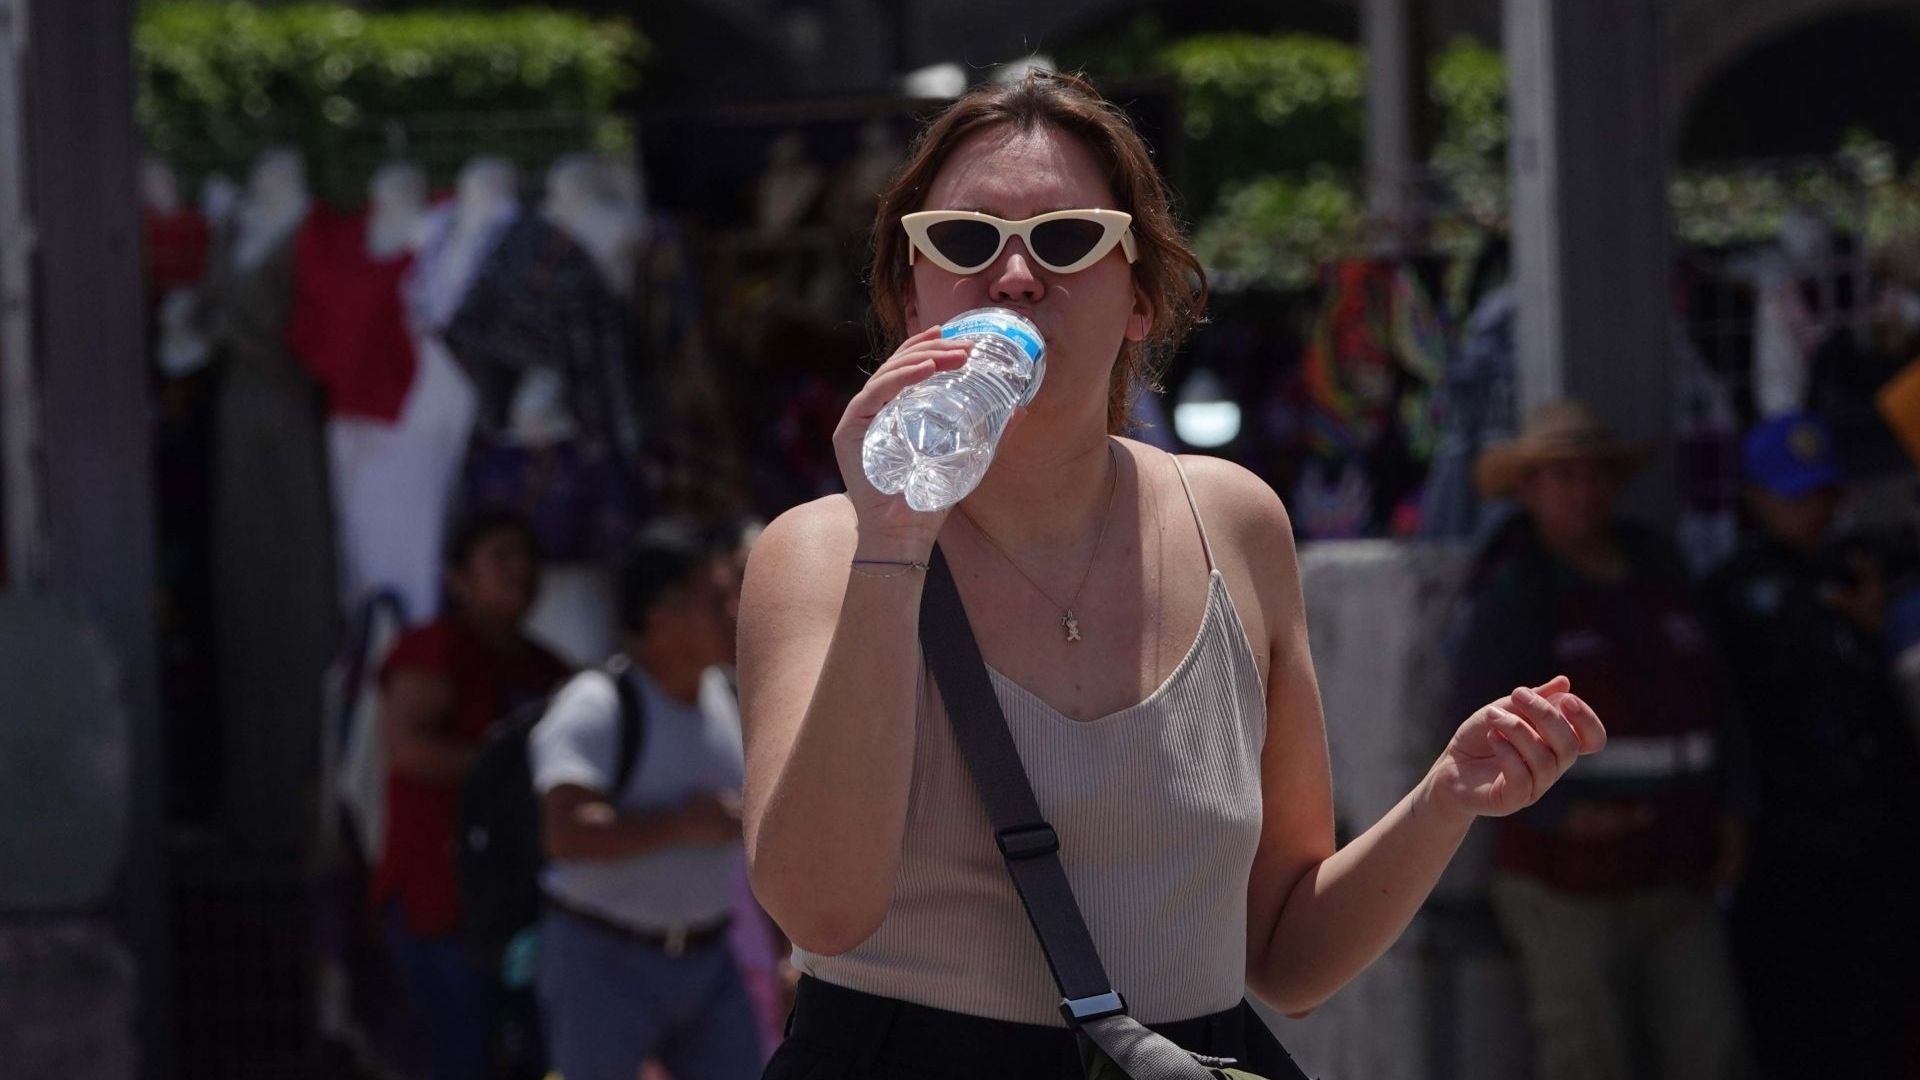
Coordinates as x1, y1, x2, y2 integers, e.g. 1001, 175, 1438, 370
366, 161, 427, 262
541, 154, 640, 297
232, 150, 311, 273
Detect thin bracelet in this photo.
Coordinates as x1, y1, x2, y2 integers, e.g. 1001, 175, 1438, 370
850, 558, 930, 579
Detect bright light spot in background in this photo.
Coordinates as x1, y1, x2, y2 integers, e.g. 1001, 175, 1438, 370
902, 63, 966, 98
1173, 368, 1241, 448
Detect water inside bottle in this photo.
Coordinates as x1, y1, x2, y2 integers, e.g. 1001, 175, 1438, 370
861, 308, 1042, 511
862, 375, 996, 511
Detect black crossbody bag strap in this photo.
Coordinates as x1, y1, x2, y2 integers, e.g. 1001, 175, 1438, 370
604, 656, 647, 798
918, 545, 1226, 1080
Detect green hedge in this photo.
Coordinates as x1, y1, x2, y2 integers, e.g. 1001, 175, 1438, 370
1063, 25, 1508, 288
1071, 25, 1920, 290
136, 3, 644, 198
1160, 33, 1367, 218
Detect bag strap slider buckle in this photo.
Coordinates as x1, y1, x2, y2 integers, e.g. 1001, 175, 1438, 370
995, 823, 1059, 860
1059, 991, 1128, 1025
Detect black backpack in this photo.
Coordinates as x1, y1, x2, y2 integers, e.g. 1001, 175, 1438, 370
455, 656, 646, 960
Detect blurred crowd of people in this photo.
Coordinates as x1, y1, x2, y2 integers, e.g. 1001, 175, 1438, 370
359, 508, 778, 1080
132, 114, 1920, 1080
1449, 400, 1920, 1080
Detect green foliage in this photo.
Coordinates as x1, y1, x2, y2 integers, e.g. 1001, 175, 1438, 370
1159, 33, 1366, 217
1191, 172, 1365, 293
136, 3, 642, 199
1671, 131, 1920, 251
1427, 37, 1508, 228
1064, 27, 1506, 289
1074, 26, 1920, 290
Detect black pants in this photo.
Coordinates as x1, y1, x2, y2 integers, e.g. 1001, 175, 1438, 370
764, 976, 1309, 1080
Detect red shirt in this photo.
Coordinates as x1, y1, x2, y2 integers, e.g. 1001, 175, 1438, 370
143, 207, 211, 297
286, 205, 418, 421
372, 617, 570, 937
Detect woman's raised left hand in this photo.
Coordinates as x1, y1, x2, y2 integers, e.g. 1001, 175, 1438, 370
1425, 676, 1607, 820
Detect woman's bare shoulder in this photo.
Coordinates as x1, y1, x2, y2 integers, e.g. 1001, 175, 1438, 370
746, 494, 860, 591
1166, 450, 1293, 541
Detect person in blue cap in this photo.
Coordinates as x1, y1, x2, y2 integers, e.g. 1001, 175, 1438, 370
1704, 411, 1920, 1080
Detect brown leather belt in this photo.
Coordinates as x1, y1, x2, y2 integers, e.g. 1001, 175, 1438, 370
543, 892, 732, 957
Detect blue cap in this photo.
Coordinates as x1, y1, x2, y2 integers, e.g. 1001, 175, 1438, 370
1742, 413, 1844, 497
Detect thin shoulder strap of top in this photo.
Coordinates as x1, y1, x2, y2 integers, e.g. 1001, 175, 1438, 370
1169, 453, 1216, 573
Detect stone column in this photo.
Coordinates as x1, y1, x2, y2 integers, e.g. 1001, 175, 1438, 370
1364, 0, 1431, 251
1505, 0, 1675, 519
12, 0, 170, 1074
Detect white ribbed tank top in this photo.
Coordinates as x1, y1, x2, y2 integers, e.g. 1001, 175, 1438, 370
794, 460, 1268, 1026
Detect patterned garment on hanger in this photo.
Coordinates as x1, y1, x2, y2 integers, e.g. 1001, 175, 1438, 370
1301, 258, 1446, 459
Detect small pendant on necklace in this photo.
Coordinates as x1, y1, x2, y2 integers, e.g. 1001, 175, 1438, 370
1063, 611, 1082, 643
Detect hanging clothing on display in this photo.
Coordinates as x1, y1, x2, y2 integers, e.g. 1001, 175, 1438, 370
143, 162, 216, 381
407, 198, 519, 337
1752, 274, 1820, 419
289, 205, 418, 422
144, 204, 211, 305
544, 154, 647, 302
443, 214, 644, 565
1744, 214, 1837, 421
445, 214, 638, 457
1672, 338, 1742, 575
321, 343, 477, 625
288, 206, 476, 622
1297, 258, 1448, 537
208, 209, 341, 856
1422, 284, 1518, 540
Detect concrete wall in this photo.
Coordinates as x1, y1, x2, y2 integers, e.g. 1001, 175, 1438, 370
1263, 540, 1530, 1080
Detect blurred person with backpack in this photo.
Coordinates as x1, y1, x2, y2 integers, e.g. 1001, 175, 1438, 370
374, 509, 572, 1080
528, 517, 759, 1080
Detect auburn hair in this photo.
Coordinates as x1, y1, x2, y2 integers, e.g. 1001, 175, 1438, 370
867, 69, 1208, 432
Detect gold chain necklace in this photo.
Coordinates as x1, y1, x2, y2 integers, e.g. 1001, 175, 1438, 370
954, 444, 1120, 643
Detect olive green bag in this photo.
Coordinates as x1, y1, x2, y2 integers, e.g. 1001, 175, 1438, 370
919, 547, 1310, 1080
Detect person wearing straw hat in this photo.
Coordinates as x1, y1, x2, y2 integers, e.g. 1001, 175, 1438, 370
1703, 412, 1920, 1080
1449, 399, 1751, 1080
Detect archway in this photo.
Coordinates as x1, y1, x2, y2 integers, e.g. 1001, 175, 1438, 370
1678, 6, 1920, 162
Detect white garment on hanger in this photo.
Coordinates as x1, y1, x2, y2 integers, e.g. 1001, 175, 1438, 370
1753, 271, 1817, 419
325, 337, 478, 622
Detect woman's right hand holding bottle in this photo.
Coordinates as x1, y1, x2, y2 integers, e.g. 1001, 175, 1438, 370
833, 326, 971, 559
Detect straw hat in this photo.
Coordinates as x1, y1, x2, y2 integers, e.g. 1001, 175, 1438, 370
1474, 399, 1655, 499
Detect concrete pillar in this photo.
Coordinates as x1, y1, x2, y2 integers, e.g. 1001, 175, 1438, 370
1364, 0, 1431, 251
1505, 0, 1675, 519
11, 0, 171, 1074
1272, 541, 1529, 1080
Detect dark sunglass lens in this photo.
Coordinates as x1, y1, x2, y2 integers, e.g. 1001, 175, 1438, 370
1031, 218, 1105, 267
925, 220, 1001, 269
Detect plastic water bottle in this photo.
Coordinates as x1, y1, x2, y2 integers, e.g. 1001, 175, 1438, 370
862, 307, 1046, 511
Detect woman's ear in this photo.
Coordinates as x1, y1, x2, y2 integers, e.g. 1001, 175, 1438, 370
1125, 284, 1154, 343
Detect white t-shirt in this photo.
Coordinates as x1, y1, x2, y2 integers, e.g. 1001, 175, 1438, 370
529, 664, 745, 931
